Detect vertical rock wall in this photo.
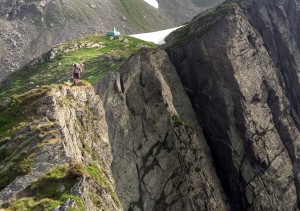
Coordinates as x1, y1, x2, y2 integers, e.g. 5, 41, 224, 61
95, 48, 229, 211
241, 1, 300, 204
166, 2, 300, 210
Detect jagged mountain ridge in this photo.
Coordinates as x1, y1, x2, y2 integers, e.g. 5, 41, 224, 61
94, 48, 229, 210
0, 0, 223, 82
0, 48, 229, 210
1, 0, 300, 210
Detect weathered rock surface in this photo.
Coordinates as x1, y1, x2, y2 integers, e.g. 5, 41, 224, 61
0, 86, 120, 210
94, 48, 229, 210
165, 0, 300, 210
241, 0, 300, 129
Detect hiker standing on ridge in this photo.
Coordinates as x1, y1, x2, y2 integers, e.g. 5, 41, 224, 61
72, 63, 82, 86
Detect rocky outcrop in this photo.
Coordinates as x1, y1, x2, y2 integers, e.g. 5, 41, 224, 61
165, 0, 300, 210
0, 85, 120, 210
241, 0, 300, 207
94, 48, 229, 210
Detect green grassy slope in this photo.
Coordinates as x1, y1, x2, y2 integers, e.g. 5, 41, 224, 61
0, 35, 156, 98
112, 0, 167, 31
1, 164, 85, 210
0, 34, 156, 154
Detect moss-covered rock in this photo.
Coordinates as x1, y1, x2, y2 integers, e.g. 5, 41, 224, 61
0, 85, 121, 210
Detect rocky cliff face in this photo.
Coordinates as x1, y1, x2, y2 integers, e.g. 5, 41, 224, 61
94, 48, 228, 210
0, 85, 121, 210
165, 0, 300, 210
0, 48, 230, 210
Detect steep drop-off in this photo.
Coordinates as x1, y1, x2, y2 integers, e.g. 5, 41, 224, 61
0, 48, 230, 210
94, 48, 228, 210
0, 85, 121, 210
165, 0, 300, 210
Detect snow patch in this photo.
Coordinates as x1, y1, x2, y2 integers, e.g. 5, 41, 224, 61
143, 0, 159, 9
130, 26, 184, 45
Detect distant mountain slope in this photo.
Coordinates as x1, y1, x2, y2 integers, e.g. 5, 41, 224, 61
0, 0, 224, 82
158, 0, 223, 24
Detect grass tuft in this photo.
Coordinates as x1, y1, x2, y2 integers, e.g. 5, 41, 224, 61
3, 164, 85, 210
67, 162, 85, 179
12, 157, 33, 175
85, 163, 121, 208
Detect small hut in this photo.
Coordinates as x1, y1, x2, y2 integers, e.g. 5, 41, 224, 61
106, 27, 121, 36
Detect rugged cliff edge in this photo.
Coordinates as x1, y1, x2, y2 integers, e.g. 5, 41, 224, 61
0, 85, 121, 210
94, 48, 228, 210
0, 48, 230, 210
165, 0, 300, 210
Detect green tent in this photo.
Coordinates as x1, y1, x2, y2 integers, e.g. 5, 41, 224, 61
106, 27, 121, 36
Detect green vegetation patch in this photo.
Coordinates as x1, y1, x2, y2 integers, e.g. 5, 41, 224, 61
0, 88, 52, 189
67, 162, 85, 179
0, 87, 49, 138
30, 164, 75, 199
0, 157, 33, 191
12, 157, 33, 175
85, 163, 121, 208
88, 191, 104, 208
4, 197, 61, 211
0, 86, 64, 191
171, 115, 184, 126
0, 136, 35, 191
0, 35, 156, 98
0, 168, 16, 191
0, 147, 7, 160
3, 164, 85, 211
